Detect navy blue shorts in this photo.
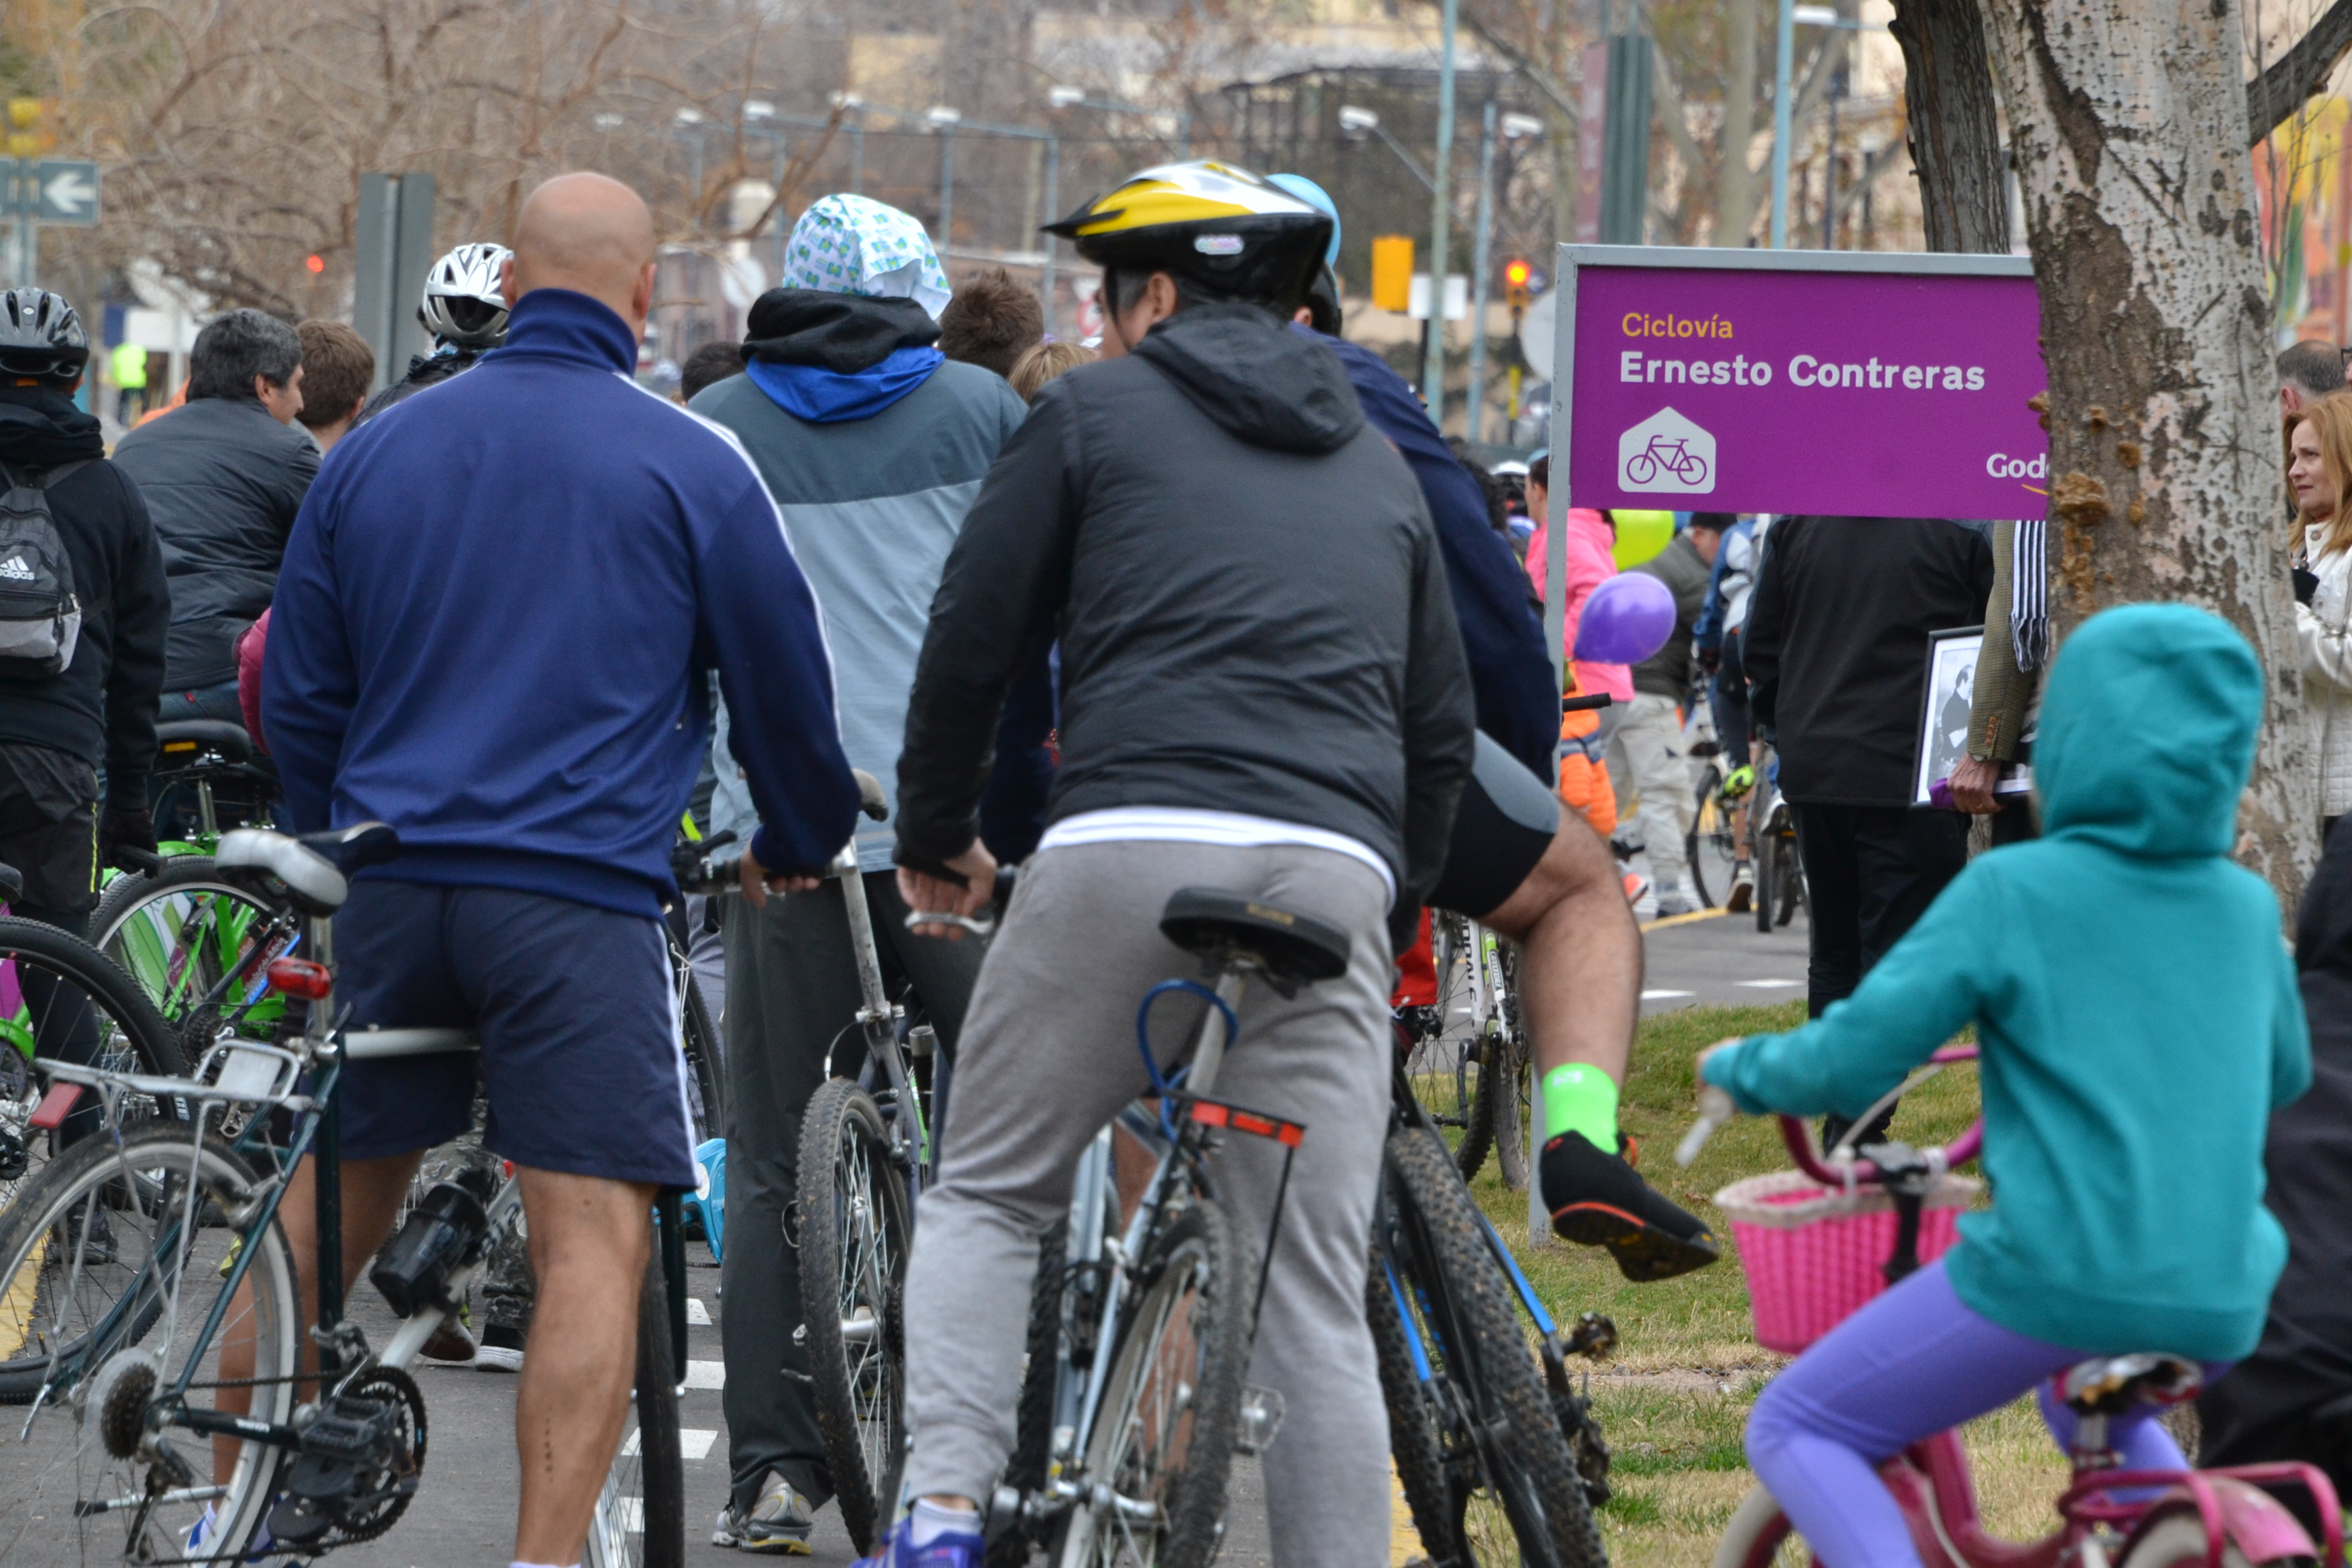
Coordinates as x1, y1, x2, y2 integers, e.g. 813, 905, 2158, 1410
333, 881, 698, 1188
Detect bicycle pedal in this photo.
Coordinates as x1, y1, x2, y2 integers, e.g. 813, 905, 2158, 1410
1235, 1384, 1286, 1456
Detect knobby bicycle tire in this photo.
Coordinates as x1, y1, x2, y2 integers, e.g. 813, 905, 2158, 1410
0, 1121, 298, 1561
798, 1077, 911, 1554
1051, 1200, 1253, 1568
1772, 835, 1805, 929
991, 1219, 1074, 1568
1754, 822, 1779, 934
1368, 1250, 1458, 1564
1380, 1126, 1605, 1568
587, 1252, 685, 1568
1451, 1029, 1501, 1184
1418, 916, 1495, 1183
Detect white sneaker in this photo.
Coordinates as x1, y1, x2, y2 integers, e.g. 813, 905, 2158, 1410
473, 1323, 524, 1373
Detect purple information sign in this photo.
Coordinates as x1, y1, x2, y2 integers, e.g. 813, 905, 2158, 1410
1554, 246, 2048, 521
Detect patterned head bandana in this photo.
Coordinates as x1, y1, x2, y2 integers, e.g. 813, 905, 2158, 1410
783, 194, 951, 318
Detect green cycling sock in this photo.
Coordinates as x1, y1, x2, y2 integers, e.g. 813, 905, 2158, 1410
1541, 1064, 1620, 1152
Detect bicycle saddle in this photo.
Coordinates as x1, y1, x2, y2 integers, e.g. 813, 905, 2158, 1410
155, 718, 253, 766
1159, 888, 1352, 991
216, 823, 401, 917
2060, 1353, 2202, 1416
852, 768, 887, 822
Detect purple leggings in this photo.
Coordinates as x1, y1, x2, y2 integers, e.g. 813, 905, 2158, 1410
1745, 1258, 2224, 1568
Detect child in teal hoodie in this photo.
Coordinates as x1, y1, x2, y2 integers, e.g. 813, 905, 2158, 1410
1701, 603, 2309, 1568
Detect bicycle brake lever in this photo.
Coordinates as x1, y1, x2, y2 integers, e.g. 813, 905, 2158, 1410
904, 909, 996, 939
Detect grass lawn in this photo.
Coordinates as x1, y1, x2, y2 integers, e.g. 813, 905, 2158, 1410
1456, 1000, 2072, 1565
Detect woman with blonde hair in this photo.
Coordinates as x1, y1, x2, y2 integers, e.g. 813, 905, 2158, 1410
1008, 338, 1092, 401
2290, 391, 2352, 833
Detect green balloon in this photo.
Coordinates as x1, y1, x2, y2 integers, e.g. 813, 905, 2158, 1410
1612, 510, 1676, 569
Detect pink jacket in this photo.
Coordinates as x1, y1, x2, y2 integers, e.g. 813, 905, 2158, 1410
236, 609, 269, 753
1525, 509, 1633, 702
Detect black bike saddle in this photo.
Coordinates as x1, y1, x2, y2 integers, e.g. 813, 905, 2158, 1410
1160, 888, 1353, 991
155, 719, 253, 766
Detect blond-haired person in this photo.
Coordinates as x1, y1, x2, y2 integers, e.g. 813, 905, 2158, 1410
2292, 392, 2352, 836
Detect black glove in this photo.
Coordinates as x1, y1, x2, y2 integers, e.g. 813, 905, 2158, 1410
100, 806, 157, 869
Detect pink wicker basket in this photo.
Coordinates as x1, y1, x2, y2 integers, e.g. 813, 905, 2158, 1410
1716, 1168, 1982, 1353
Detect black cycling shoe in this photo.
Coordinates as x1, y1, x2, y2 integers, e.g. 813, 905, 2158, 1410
1541, 1130, 1721, 1281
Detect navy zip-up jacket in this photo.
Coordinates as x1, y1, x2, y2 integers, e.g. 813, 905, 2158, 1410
1303, 328, 1557, 783
263, 287, 859, 917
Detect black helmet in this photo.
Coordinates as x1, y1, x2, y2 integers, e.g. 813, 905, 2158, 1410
1301, 264, 1343, 337
1045, 159, 1335, 314
0, 290, 89, 385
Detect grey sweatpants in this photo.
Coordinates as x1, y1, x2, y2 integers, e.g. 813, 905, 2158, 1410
902, 840, 1394, 1567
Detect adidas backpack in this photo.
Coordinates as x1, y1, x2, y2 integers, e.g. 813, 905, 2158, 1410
0, 461, 85, 677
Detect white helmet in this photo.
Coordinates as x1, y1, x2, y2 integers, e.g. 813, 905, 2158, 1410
418, 242, 512, 348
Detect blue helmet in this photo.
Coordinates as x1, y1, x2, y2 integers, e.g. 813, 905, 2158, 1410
1268, 174, 1342, 266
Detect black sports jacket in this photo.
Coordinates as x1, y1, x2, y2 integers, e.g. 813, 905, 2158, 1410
894, 302, 1475, 927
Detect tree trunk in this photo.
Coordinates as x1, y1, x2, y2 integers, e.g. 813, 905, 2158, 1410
1714, 0, 1759, 246
1890, 0, 2009, 253
1978, 0, 2318, 902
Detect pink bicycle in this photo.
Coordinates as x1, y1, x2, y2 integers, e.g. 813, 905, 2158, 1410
1680, 1049, 2342, 1568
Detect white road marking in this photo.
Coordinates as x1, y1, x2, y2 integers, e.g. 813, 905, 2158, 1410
1640, 989, 1695, 1000
684, 1359, 726, 1389
621, 1427, 717, 1460
687, 1297, 712, 1326
1735, 979, 1803, 989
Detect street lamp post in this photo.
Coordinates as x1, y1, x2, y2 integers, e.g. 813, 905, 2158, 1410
1771, 4, 1884, 249
934, 112, 1063, 336
1421, 0, 1460, 417
828, 93, 867, 195
1046, 86, 1192, 159
1466, 109, 1544, 446
926, 105, 962, 250
1338, 105, 1435, 190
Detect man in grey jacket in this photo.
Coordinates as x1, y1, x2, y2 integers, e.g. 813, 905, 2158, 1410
688, 192, 1028, 1554
1609, 514, 1724, 916
114, 309, 315, 725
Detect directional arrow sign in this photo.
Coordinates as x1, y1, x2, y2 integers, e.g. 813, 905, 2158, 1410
31, 161, 99, 225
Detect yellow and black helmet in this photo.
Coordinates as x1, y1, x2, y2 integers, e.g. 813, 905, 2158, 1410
1044, 159, 1335, 311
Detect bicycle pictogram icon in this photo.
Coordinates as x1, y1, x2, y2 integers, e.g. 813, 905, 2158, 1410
1616, 406, 1718, 495
1624, 434, 1709, 488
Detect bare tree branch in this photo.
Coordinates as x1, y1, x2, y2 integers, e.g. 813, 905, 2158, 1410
2248, 0, 2352, 147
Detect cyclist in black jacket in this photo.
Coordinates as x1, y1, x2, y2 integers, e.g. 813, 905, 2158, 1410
875, 160, 1475, 1568
0, 289, 169, 1144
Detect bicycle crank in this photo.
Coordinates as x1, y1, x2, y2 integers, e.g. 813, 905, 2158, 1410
265, 1365, 428, 1548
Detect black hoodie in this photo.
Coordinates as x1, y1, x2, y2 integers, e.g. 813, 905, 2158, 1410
0, 388, 169, 805
895, 303, 1475, 931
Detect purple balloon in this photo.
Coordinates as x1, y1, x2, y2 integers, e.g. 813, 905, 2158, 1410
1575, 572, 1676, 664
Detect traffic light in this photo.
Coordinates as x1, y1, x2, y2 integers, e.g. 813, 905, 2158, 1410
6, 99, 48, 161
1504, 257, 1533, 311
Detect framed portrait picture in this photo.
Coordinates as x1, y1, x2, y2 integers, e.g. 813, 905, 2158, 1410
1912, 626, 2035, 806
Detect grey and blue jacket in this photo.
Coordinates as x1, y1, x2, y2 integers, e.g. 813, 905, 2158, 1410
692, 290, 1029, 872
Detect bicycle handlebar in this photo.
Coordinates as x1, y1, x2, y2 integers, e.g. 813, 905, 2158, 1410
1562, 693, 1615, 713
1676, 1043, 1984, 1182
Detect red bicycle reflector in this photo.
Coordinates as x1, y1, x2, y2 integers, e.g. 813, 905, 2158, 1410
29, 1081, 82, 1130
1189, 1098, 1306, 1148
265, 957, 333, 1000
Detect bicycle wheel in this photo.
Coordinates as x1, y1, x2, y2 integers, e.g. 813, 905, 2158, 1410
674, 954, 724, 1145
1753, 813, 1778, 934
1368, 1252, 1456, 1564
993, 1219, 1075, 1568
586, 1252, 685, 1568
0, 1120, 299, 1561
2117, 1510, 2306, 1567
1411, 916, 1496, 1181
1772, 831, 1806, 928
1376, 1126, 1605, 1568
798, 1077, 911, 1554
1484, 943, 1531, 1193
1051, 1200, 1253, 1568
1710, 1486, 1810, 1567
0, 917, 189, 1211
92, 858, 297, 1053
1684, 764, 1723, 909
